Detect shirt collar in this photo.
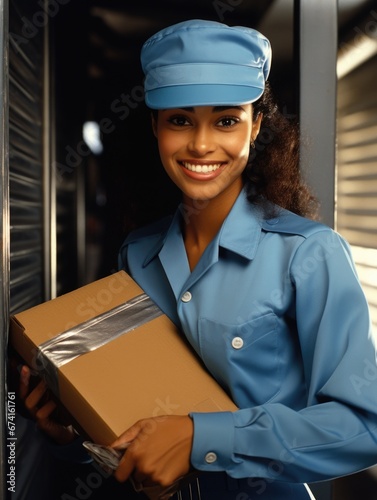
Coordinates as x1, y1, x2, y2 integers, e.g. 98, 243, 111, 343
143, 187, 264, 266
142, 209, 182, 267
218, 187, 263, 260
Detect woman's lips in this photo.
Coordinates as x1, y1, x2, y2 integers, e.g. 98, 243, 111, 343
179, 160, 226, 181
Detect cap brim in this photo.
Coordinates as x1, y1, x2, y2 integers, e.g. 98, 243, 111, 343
145, 84, 264, 109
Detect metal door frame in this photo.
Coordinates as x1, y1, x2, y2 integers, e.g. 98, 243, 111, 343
1, 0, 10, 497
294, 0, 338, 228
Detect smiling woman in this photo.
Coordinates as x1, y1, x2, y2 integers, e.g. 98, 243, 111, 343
151, 104, 260, 270
19, 18, 377, 500
153, 105, 258, 204
114, 19, 377, 499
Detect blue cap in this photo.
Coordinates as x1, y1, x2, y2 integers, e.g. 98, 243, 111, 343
141, 19, 272, 109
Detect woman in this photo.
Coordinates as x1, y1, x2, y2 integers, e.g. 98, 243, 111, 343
20, 19, 377, 500
111, 19, 377, 499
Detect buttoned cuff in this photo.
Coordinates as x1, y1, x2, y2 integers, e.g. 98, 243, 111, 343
190, 411, 235, 472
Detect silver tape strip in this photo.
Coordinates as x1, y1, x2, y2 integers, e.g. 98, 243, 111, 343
36, 293, 162, 395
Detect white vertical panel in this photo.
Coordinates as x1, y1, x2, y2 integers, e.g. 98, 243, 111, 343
337, 54, 377, 334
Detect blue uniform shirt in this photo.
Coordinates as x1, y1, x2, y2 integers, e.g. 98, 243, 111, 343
118, 187, 377, 487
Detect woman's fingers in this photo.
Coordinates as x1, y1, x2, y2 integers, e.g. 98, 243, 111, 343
114, 451, 136, 483
111, 420, 142, 451
16, 364, 76, 445
35, 399, 57, 420
111, 421, 143, 482
37, 417, 75, 445
113, 416, 193, 487
19, 365, 31, 400
24, 379, 49, 414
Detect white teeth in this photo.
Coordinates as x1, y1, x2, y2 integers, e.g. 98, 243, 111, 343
182, 162, 222, 173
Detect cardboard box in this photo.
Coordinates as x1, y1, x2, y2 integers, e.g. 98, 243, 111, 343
10, 271, 237, 445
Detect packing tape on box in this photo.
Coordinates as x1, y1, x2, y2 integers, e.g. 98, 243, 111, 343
36, 293, 163, 396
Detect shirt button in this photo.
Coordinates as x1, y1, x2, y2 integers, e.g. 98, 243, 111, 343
205, 452, 217, 464
231, 337, 244, 349
267, 217, 279, 225
181, 291, 192, 303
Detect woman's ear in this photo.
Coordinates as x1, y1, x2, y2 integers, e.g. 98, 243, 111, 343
151, 112, 158, 138
251, 112, 263, 143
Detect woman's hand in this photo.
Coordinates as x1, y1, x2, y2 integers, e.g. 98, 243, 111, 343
19, 365, 76, 445
111, 415, 194, 488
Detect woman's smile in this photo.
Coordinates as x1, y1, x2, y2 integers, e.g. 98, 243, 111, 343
153, 105, 262, 203
179, 160, 226, 179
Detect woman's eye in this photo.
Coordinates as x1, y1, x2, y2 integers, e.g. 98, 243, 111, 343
168, 116, 190, 126
217, 117, 239, 128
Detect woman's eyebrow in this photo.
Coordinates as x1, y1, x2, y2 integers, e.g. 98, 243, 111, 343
213, 106, 245, 112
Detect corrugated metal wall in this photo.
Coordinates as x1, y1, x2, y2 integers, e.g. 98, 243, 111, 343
8, 0, 45, 314
7, 0, 82, 313
3, 2, 83, 498
336, 54, 377, 331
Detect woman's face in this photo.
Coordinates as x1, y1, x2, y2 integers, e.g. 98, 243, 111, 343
152, 105, 262, 204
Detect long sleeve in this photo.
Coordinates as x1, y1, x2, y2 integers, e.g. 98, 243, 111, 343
190, 230, 377, 483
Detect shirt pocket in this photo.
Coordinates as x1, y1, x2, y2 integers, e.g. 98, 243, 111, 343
198, 313, 281, 408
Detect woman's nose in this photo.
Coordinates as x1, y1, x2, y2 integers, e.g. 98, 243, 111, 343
187, 126, 215, 155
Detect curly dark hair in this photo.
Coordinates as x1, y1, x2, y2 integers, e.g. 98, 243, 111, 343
245, 82, 319, 220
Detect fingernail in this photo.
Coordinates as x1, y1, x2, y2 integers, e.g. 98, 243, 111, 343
114, 442, 131, 451
20, 366, 30, 385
